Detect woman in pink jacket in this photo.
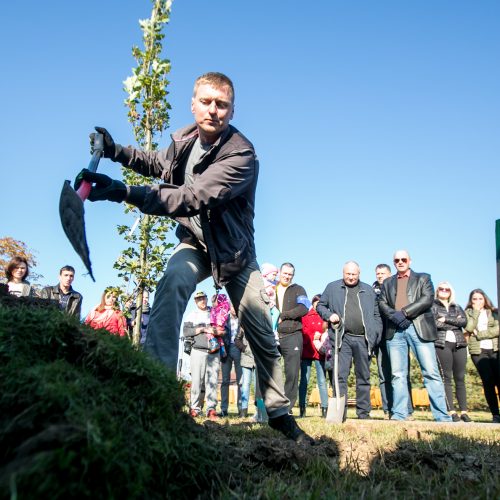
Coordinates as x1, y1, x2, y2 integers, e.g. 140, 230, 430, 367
85, 288, 127, 337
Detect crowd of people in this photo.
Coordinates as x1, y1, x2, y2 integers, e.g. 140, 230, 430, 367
179, 255, 500, 425
4, 252, 499, 425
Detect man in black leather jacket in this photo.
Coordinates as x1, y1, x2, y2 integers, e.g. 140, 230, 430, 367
40, 265, 82, 319
378, 250, 450, 422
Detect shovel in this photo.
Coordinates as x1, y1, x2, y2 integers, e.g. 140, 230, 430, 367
59, 133, 104, 281
326, 325, 346, 423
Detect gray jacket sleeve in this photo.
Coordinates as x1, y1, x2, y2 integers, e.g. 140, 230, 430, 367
125, 151, 256, 217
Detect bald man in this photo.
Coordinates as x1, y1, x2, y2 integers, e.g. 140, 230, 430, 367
378, 250, 451, 422
317, 261, 382, 420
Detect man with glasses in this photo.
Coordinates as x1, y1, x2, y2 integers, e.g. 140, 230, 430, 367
378, 250, 451, 421
372, 264, 414, 419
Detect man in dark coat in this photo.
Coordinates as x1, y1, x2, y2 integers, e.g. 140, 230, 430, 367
275, 262, 309, 413
76, 72, 312, 443
317, 261, 382, 420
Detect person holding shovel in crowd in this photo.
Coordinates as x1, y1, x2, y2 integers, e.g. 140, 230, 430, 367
74, 72, 313, 444
317, 261, 382, 421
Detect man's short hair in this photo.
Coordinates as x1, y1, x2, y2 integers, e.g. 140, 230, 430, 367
280, 262, 295, 273
375, 263, 391, 273
193, 72, 235, 103
59, 265, 75, 275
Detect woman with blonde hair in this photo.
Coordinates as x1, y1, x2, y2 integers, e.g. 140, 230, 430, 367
3, 256, 35, 297
464, 289, 500, 423
432, 281, 469, 422
85, 287, 127, 337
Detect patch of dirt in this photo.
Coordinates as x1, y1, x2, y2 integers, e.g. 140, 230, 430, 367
337, 424, 382, 474
201, 421, 339, 474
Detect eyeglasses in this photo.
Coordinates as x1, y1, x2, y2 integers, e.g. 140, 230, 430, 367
438, 287, 451, 293
393, 258, 408, 264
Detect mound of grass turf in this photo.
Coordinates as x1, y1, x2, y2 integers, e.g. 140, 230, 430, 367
0, 288, 222, 499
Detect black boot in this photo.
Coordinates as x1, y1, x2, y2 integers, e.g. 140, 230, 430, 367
269, 413, 315, 445
239, 408, 248, 418
299, 406, 306, 418
321, 407, 327, 418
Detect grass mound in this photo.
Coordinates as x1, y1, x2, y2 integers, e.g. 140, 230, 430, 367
0, 287, 221, 499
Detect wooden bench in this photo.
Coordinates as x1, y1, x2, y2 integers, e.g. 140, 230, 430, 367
307, 386, 430, 409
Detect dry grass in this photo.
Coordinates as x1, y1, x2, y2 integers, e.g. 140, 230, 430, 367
194, 407, 500, 499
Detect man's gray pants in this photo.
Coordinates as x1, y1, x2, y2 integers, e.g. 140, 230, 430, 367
144, 243, 290, 419
190, 348, 220, 413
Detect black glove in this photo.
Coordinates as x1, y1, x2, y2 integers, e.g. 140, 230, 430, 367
74, 169, 127, 203
391, 311, 411, 330
90, 126, 116, 158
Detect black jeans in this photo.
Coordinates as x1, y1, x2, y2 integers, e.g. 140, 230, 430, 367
471, 349, 500, 416
338, 334, 371, 418
278, 331, 303, 411
436, 342, 468, 412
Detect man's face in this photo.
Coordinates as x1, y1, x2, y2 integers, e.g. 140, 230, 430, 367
191, 83, 234, 144
393, 251, 411, 274
376, 267, 391, 285
279, 265, 294, 287
59, 270, 74, 289
195, 296, 208, 311
343, 263, 360, 286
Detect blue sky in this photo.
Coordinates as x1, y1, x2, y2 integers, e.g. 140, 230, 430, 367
1, 0, 499, 318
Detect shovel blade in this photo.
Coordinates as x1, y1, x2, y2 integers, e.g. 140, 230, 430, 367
59, 180, 95, 281
325, 395, 346, 424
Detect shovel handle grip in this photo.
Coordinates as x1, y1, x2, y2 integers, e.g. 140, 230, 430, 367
76, 181, 92, 201
76, 133, 104, 202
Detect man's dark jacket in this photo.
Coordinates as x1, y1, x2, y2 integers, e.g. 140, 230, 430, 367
112, 123, 258, 288
378, 270, 437, 341
39, 285, 82, 319
316, 279, 382, 354
276, 283, 308, 336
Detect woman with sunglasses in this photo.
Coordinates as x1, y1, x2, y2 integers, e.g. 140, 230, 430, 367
464, 289, 500, 423
3, 256, 35, 297
432, 282, 470, 422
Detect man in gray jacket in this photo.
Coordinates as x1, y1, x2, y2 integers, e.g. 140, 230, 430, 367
75, 72, 311, 443
317, 261, 382, 420
183, 291, 221, 420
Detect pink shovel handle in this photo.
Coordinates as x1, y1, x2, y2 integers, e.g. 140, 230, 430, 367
76, 133, 104, 202
77, 180, 92, 201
